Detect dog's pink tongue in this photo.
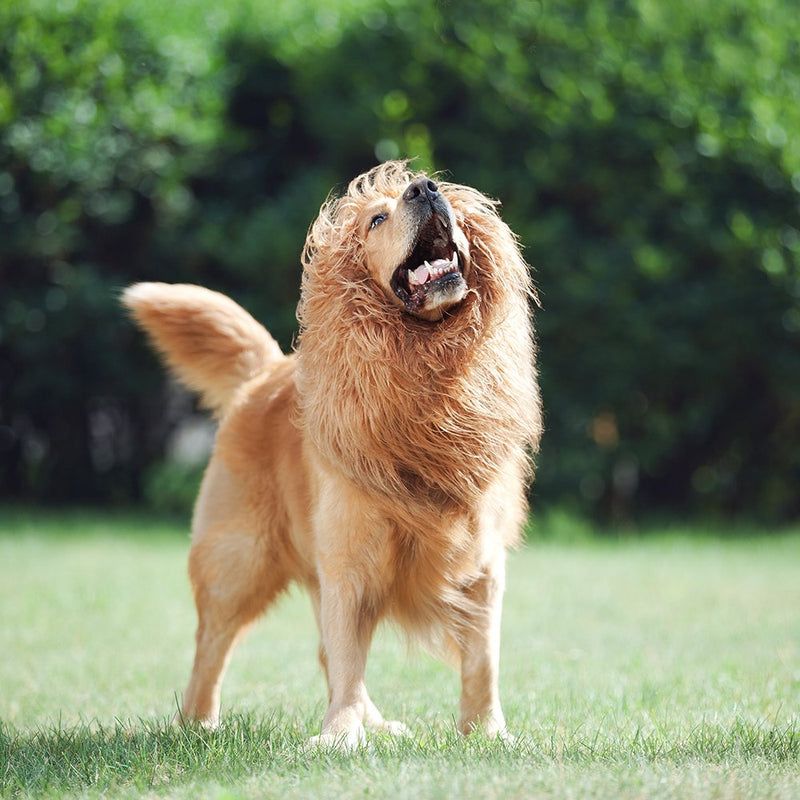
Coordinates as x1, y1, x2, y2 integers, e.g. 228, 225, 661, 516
410, 264, 430, 285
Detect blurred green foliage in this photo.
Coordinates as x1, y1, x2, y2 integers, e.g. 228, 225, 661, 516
142, 460, 204, 516
1, 0, 799, 522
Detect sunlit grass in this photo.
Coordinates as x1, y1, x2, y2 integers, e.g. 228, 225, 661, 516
1, 508, 798, 798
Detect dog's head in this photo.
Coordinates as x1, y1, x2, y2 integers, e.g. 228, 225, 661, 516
358, 174, 471, 321
302, 161, 527, 324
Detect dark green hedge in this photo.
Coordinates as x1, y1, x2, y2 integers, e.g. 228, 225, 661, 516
2, 0, 799, 521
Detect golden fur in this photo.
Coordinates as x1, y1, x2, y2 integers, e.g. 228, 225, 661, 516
123, 161, 542, 748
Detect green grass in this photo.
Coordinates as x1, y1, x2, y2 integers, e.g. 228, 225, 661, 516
1, 508, 798, 799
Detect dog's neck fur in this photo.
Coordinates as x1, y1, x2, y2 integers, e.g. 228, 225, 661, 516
295, 188, 542, 519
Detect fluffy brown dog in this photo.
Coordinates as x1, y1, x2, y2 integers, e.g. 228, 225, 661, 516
123, 161, 542, 748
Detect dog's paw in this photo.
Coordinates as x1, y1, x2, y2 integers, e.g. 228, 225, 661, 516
372, 719, 411, 737
494, 727, 516, 745
172, 710, 219, 730
306, 723, 367, 753
458, 713, 512, 741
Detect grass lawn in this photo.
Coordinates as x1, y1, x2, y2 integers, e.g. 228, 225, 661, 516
0, 508, 798, 799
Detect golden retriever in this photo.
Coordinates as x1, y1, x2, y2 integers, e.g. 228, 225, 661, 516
123, 161, 542, 748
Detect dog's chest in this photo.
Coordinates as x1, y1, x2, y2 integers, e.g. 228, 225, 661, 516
385, 513, 483, 614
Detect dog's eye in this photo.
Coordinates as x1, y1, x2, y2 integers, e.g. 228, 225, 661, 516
369, 213, 387, 231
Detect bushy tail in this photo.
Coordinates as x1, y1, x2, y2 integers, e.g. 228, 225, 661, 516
122, 282, 284, 416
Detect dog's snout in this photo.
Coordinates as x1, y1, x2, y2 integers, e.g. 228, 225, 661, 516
403, 177, 440, 205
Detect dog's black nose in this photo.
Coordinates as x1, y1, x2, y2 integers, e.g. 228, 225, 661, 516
403, 177, 440, 204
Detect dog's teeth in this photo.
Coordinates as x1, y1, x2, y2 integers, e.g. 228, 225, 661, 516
408, 257, 459, 288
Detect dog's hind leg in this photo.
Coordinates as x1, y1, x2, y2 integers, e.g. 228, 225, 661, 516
179, 519, 288, 728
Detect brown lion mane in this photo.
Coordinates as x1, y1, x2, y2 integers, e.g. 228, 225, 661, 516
297, 161, 542, 520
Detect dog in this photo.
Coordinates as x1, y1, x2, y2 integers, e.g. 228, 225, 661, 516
123, 161, 542, 748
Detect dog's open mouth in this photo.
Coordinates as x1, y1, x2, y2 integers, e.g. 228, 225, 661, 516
390, 213, 467, 317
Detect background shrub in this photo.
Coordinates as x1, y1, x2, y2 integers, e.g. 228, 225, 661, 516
1, 0, 798, 523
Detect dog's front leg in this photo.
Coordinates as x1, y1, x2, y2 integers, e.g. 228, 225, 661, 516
306, 480, 394, 751
455, 555, 509, 738
308, 574, 378, 750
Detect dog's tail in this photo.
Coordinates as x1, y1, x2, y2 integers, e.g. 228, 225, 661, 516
122, 282, 284, 417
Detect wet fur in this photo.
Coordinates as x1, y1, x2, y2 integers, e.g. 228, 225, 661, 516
123, 161, 542, 747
